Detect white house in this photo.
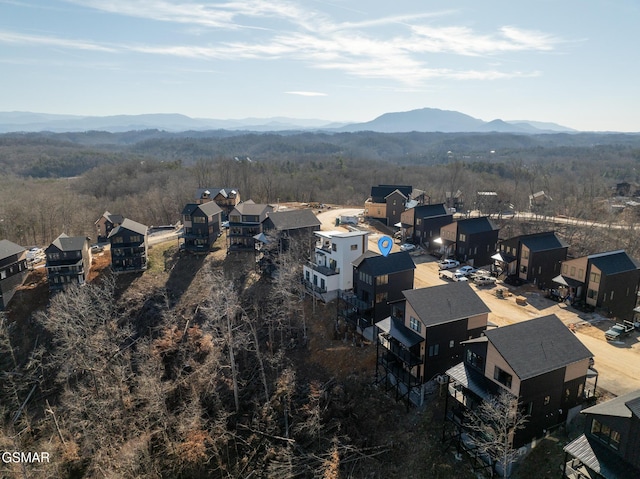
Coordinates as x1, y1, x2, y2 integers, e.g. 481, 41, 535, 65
302, 230, 369, 301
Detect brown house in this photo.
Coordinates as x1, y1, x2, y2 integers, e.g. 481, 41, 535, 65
195, 187, 240, 220
95, 211, 124, 243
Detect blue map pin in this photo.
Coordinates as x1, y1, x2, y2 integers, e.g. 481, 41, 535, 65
378, 235, 393, 257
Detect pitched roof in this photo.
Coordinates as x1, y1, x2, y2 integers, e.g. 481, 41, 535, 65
181, 203, 199, 216
0, 239, 25, 261
108, 218, 148, 238
234, 201, 272, 216
198, 201, 223, 217
588, 250, 640, 275
402, 282, 490, 327
354, 251, 416, 276
265, 209, 321, 231
413, 203, 449, 218
564, 434, 640, 479
376, 316, 423, 348
370, 184, 412, 202
457, 216, 498, 234
519, 231, 568, 252
195, 187, 238, 200
581, 389, 640, 418
49, 233, 88, 252
485, 314, 593, 381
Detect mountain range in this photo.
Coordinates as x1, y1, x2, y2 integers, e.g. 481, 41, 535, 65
0, 108, 576, 134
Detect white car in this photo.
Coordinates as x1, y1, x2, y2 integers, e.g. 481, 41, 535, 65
400, 243, 416, 252
438, 259, 460, 270
456, 266, 477, 277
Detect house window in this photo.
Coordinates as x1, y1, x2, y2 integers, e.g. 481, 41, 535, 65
591, 419, 621, 450
376, 275, 388, 285
520, 265, 527, 274
230, 215, 241, 223
130, 235, 142, 243
305, 271, 310, 282
466, 350, 484, 371
375, 292, 388, 304
522, 250, 529, 259
193, 216, 205, 224
112, 237, 123, 244
49, 253, 60, 260
587, 289, 597, 299
589, 272, 600, 283
416, 218, 422, 226
409, 317, 421, 333
428, 344, 439, 357
459, 233, 466, 242
320, 278, 325, 290
332, 243, 337, 252
543, 395, 551, 406
562, 264, 568, 274
493, 366, 512, 388
350, 244, 358, 250
449, 340, 455, 348
0, 270, 6, 280
570, 266, 576, 276
610, 291, 614, 301
578, 268, 584, 278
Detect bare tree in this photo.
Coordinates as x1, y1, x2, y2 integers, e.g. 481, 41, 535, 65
464, 389, 529, 479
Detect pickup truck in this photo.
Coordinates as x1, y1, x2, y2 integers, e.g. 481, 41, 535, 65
605, 320, 638, 341
473, 275, 496, 286
440, 270, 468, 282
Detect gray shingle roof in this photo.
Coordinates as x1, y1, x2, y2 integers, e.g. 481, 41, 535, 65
198, 201, 223, 217
564, 434, 640, 479
588, 250, 640, 275
457, 216, 498, 234
402, 282, 490, 327
581, 389, 640, 418
109, 218, 148, 238
485, 314, 593, 380
0, 239, 25, 261
519, 231, 568, 252
413, 203, 448, 218
234, 201, 272, 217
355, 251, 416, 276
49, 233, 88, 252
265, 209, 321, 231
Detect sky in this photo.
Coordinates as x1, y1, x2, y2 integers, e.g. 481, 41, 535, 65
1, 0, 639, 131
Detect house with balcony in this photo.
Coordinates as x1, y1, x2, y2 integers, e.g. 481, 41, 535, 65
339, 251, 415, 338
375, 282, 490, 406
261, 208, 321, 252
45, 234, 91, 292
0, 240, 28, 310
180, 202, 223, 254
95, 211, 124, 243
445, 314, 596, 458
438, 216, 499, 267
108, 218, 148, 273
399, 203, 452, 250
194, 187, 240, 219
227, 201, 274, 252
364, 184, 414, 226
493, 231, 568, 288
302, 230, 369, 302
552, 250, 640, 320
563, 389, 640, 479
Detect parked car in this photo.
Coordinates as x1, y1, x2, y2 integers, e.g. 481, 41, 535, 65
440, 269, 468, 282
456, 266, 477, 277
473, 275, 496, 286
400, 243, 416, 252
438, 259, 460, 270
604, 320, 638, 341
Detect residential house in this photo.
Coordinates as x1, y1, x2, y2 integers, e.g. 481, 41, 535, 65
261, 208, 321, 252
493, 231, 568, 288
194, 187, 240, 219
45, 234, 91, 292
445, 189, 464, 212
563, 389, 640, 479
552, 250, 640, 320
339, 251, 415, 337
228, 201, 274, 252
364, 184, 413, 226
109, 218, 149, 273
399, 203, 452, 249
181, 202, 223, 254
302, 230, 369, 302
0, 240, 28, 310
438, 216, 499, 266
375, 282, 490, 406
445, 314, 596, 452
529, 191, 552, 212
95, 211, 124, 243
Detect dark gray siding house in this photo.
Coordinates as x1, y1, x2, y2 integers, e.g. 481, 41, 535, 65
261, 208, 321, 251
194, 187, 240, 220
400, 203, 452, 248
341, 251, 416, 333
375, 282, 490, 406
446, 314, 595, 451
0, 239, 28, 310
45, 234, 91, 292
563, 389, 640, 478
108, 218, 149, 273
495, 231, 568, 288
439, 216, 499, 267
95, 211, 124, 243
181, 201, 223, 254
228, 201, 274, 252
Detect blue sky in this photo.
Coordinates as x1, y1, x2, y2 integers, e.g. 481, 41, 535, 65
1, 0, 639, 131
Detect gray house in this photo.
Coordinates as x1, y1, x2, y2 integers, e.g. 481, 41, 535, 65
45, 234, 91, 292
0, 239, 28, 310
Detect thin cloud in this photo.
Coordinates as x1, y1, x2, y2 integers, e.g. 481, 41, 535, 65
285, 91, 327, 96
0, 30, 116, 52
